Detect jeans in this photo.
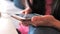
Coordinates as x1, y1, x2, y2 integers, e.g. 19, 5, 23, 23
13, 0, 24, 9
29, 25, 60, 34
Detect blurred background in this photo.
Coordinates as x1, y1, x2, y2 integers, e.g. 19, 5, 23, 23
0, 0, 23, 28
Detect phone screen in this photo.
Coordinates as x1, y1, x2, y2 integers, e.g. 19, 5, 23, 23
15, 14, 31, 20
15, 13, 40, 21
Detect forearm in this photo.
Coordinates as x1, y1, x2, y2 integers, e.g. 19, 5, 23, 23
21, 0, 26, 7
21, 0, 29, 8
52, 20, 60, 30
25, 0, 32, 8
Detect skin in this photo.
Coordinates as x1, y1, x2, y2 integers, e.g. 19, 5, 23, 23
11, 7, 60, 30
11, 0, 60, 30
31, 15, 60, 30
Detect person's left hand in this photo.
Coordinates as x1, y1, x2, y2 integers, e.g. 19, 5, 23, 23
31, 15, 56, 27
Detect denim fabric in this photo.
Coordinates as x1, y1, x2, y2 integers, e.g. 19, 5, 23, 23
13, 0, 24, 9
28, 25, 36, 34
29, 25, 60, 34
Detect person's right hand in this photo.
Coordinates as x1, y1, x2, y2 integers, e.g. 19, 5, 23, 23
20, 7, 31, 14
19, 7, 32, 26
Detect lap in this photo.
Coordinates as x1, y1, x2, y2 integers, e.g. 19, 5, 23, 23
29, 25, 60, 34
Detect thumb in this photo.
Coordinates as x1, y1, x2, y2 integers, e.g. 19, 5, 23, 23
20, 9, 30, 14
25, 8, 31, 14
25, 11, 29, 14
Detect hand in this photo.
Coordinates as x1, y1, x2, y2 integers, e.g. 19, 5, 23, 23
31, 15, 56, 27
19, 7, 31, 26
20, 7, 31, 14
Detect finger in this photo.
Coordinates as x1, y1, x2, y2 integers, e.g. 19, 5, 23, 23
20, 10, 25, 14
25, 8, 31, 14
25, 11, 29, 14
22, 11, 25, 14
25, 10, 31, 14
31, 16, 42, 22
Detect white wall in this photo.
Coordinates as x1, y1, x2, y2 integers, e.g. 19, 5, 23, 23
0, 0, 23, 28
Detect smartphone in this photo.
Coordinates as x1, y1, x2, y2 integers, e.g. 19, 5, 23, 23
15, 13, 40, 21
